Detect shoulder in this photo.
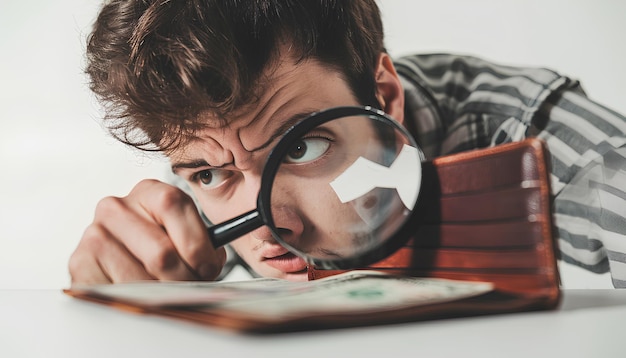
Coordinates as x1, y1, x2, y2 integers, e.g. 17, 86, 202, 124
395, 53, 579, 122
394, 53, 572, 94
394, 53, 562, 79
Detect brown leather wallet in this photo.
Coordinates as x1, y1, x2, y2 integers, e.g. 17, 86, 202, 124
309, 138, 561, 312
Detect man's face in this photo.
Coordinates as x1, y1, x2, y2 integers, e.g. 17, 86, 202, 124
269, 113, 394, 260
171, 58, 365, 281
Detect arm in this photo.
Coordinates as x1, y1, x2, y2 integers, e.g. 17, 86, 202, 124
529, 90, 626, 287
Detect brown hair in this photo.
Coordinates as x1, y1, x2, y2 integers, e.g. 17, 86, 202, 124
86, 0, 385, 152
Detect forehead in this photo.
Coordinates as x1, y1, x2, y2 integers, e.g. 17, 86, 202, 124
167, 57, 358, 162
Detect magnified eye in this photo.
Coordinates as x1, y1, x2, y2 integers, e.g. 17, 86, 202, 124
284, 137, 331, 164
194, 169, 232, 189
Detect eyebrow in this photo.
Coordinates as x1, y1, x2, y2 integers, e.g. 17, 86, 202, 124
246, 109, 316, 152
171, 160, 227, 173
170, 109, 318, 173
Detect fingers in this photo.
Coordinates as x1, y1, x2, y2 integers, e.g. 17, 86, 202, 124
69, 224, 155, 284
92, 193, 200, 282
69, 179, 225, 285
127, 180, 226, 279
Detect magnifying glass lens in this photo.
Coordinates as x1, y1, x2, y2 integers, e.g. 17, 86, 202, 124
267, 110, 422, 268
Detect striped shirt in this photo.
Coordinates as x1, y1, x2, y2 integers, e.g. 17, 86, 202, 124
395, 53, 626, 288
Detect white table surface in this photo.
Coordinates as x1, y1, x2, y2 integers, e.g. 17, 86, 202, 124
1, 289, 625, 358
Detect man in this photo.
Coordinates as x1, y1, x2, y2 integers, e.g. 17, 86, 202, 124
69, 0, 626, 287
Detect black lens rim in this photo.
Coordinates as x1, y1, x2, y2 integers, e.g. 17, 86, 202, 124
257, 106, 424, 270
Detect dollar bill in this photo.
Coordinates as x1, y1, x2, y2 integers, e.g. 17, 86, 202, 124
71, 271, 493, 318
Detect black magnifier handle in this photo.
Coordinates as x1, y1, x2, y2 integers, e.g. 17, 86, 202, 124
208, 210, 264, 248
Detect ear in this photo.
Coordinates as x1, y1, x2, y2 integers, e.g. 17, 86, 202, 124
374, 53, 405, 124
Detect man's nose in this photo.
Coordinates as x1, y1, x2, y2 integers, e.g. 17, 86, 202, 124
265, 174, 307, 247
238, 170, 264, 211
270, 205, 305, 244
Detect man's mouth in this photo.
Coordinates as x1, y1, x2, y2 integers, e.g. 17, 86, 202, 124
262, 251, 308, 273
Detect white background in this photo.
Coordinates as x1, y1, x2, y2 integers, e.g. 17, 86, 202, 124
1, 0, 623, 289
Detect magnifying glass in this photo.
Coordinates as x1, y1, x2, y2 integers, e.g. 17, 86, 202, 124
207, 106, 424, 269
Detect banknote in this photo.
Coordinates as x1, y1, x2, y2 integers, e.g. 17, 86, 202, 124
72, 271, 493, 318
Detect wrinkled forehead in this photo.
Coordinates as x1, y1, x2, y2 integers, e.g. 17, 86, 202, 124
163, 58, 356, 161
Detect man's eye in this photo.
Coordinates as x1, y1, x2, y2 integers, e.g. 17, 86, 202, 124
284, 137, 331, 164
194, 169, 231, 189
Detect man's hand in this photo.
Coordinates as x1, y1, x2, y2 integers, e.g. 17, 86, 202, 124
69, 179, 226, 284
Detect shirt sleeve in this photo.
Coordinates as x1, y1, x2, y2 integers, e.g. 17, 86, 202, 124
527, 90, 626, 287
